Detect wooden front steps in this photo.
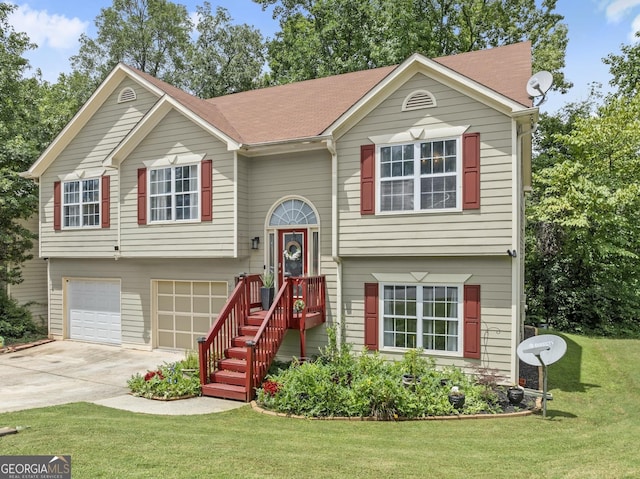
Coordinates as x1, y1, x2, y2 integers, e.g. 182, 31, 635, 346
199, 274, 327, 402
200, 310, 266, 401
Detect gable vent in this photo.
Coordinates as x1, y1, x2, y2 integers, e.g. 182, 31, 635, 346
118, 87, 137, 103
402, 90, 436, 111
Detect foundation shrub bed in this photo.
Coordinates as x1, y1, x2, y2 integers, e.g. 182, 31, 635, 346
256, 329, 504, 419
127, 350, 201, 400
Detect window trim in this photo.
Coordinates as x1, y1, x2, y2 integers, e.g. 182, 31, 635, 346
148, 163, 201, 224
379, 282, 464, 357
61, 177, 101, 229
376, 136, 463, 215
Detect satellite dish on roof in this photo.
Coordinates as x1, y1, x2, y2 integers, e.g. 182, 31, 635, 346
526, 71, 553, 106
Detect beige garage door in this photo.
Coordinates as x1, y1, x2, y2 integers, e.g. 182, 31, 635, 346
154, 280, 228, 350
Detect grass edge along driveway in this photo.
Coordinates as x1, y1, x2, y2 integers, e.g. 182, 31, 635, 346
1, 333, 639, 479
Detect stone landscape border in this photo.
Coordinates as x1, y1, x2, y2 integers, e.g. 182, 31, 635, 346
250, 400, 537, 421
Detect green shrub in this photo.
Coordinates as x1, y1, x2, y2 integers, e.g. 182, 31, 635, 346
0, 291, 44, 341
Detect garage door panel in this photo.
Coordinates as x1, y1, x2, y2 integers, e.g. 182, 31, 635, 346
175, 333, 193, 350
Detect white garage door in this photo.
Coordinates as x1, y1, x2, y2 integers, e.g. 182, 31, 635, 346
68, 279, 121, 345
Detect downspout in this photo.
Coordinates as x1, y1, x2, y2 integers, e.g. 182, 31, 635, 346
117, 167, 121, 258
233, 150, 238, 259
513, 117, 537, 382
46, 257, 51, 338
326, 139, 343, 348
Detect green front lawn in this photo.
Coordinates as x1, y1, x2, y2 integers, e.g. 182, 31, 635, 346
2, 333, 640, 478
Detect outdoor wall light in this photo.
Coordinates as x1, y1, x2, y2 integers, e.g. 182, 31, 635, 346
251, 237, 260, 250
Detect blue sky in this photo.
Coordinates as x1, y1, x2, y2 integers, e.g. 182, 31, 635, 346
7, 0, 639, 114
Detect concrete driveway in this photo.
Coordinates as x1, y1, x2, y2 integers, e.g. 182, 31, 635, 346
0, 340, 244, 415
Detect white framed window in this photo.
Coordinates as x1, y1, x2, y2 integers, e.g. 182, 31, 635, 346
381, 284, 462, 355
378, 137, 460, 213
149, 164, 199, 222
63, 178, 100, 228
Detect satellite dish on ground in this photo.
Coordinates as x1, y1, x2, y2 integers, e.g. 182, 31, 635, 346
517, 334, 566, 366
526, 71, 553, 106
517, 333, 566, 418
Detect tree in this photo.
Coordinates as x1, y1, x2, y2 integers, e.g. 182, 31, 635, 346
0, 4, 39, 288
70, 0, 193, 89
525, 92, 640, 335
603, 31, 640, 98
255, 0, 570, 91
188, 2, 266, 98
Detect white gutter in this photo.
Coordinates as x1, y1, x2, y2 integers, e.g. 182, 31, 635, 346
326, 138, 343, 348
242, 134, 333, 150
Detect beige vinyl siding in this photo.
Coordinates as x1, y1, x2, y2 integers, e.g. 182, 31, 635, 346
245, 150, 336, 358
8, 215, 48, 323
342, 256, 516, 380
40, 78, 159, 258
245, 150, 333, 274
48, 257, 246, 348
337, 72, 514, 256
119, 109, 236, 257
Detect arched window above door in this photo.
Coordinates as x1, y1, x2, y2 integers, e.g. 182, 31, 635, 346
269, 199, 317, 226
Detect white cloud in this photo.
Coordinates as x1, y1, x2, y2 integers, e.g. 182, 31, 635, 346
605, 0, 640, 22
630, 14, 640, 41
8, 3, 89, 50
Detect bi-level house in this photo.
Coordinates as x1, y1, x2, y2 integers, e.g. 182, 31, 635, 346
24, 42, 536, 401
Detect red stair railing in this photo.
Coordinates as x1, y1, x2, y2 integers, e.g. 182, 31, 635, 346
245, 277, 293, 401
199, 274, 326, 402
246, 275, 327, 400
198, 274, 260, 387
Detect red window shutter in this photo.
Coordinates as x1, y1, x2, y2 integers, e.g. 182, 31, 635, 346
364, 283, 379, 351
360, 144, 375, 215
201, 159, 213, 221
101, 175, 110, 229
463, 284, 481, 359
137, 168, 147, 225
53, 181, 61, 231
462, 132, 480, 210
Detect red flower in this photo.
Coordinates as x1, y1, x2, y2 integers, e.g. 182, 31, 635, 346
262, 380, 280, 396
144, 370, 165, 381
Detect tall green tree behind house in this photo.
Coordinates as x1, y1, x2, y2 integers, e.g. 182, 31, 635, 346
526, 87, 640, 336
603, 31, 640, 98
71, 0, 193, 90
0, 3, 39, 289
187, 2, 266, 98
254, 0, 570, 92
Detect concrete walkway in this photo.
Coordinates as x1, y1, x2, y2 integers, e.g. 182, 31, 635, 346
0, 340, 245, 415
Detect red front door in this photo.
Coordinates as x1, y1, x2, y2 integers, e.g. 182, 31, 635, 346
278, 229, 306, 286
